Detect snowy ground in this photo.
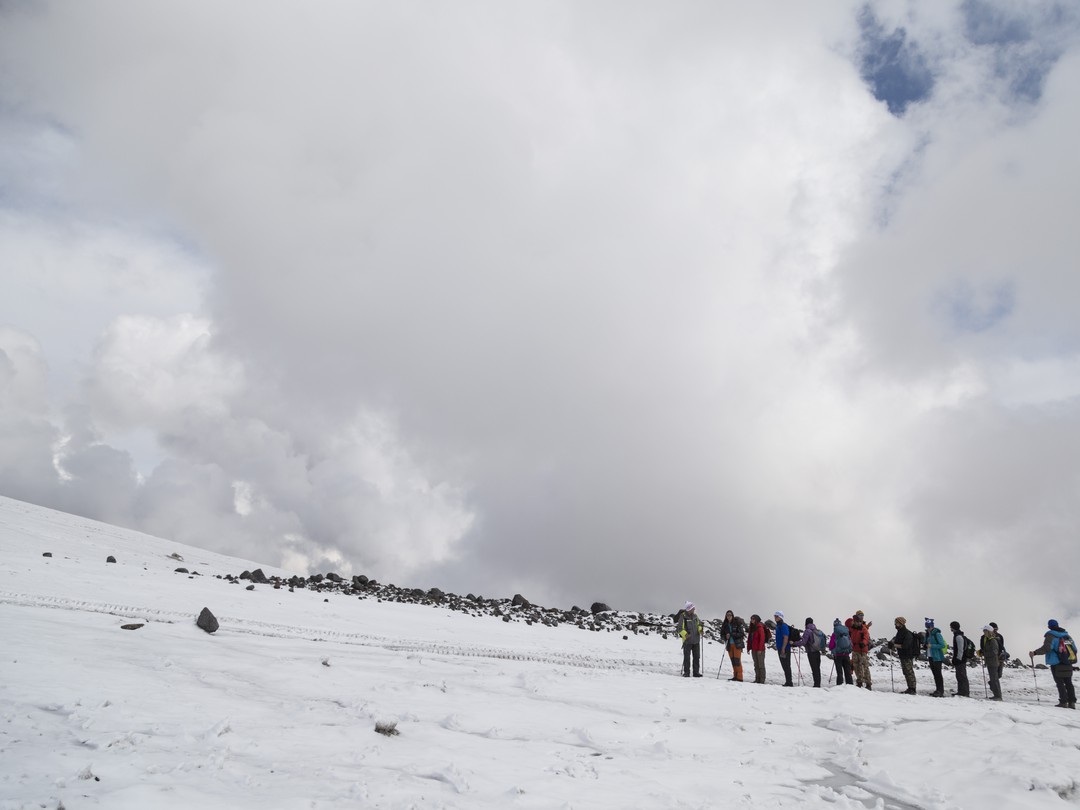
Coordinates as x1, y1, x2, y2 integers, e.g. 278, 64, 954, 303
1, 495, 1077, 810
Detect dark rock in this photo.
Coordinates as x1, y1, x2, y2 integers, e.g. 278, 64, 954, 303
106, 556, 117, 564
590, 602, 612, 614
353, 574, 369, 586
121, 623, 145, 630
240, 570, 252, 580
512, 594, 531, 609
197, 607, 219, 634
244, 584, 254, 590
174, 567, 189, 574
43, 552, 52, 557
308, 574, 324, 584
250, 569, 269, 584
428, 588, 445, 601
326, 572, 343, 583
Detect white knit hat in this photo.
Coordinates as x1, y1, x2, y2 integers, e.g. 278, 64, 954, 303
684, 601, 695, 611
774, 610, 784, 620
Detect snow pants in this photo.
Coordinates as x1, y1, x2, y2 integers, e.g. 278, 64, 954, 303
834, 654, 853, 685
986, 658, 1002, 699
682, 641, 701, 677
900, 657, 916, 691
727, 643, 743, 681
777, 649, 793, 686
852, 652, 872, 687
1052, 664, 1076, 705
752, 649, 766, 683
929, 660, 945, 695
806, 649, 822, 687
954, 660, 970, 696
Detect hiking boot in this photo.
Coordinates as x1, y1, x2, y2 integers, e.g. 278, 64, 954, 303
989, 696, 1003, 701
1056, 702, 1069, 708
865, 684, 872, 691
693, 673, 703, 678
930, 691, 944, 698
1069, 702, 1076, 709
856, 682, 863, 688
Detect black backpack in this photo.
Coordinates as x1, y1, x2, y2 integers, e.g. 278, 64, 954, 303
788, 624, 802, 644
962, 635, 976, 661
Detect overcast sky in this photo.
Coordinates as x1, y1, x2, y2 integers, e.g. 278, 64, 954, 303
1, 1, 1078, 642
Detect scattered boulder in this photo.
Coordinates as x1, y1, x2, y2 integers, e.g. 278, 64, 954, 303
121, 623, 145, 631
326, 572, 343, 583
174, 567, 189, 574
42, 552, 52, 557
512, 594, 531, 609
250, 568, 269, 584
246, 584, 255, 591
196, 607, 219, 634
106, 556, 117, 564
590, 602, 612, 614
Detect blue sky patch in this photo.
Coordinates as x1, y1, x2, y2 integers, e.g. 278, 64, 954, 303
857, 6, 935, 116
938, 280, 1016, 334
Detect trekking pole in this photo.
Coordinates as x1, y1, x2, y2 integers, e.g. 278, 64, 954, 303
716, 649, 727, 679
828, 658, 835, 686
980, 658, 988, 698
795, 649, 803, 686
1030, 654, 1040, 703
890, 658, 895, 692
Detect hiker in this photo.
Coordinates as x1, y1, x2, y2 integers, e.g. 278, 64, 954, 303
888, 617, 918, 694
676, 602, 704, 677
850, 611, 873, 690
949, 621, 970, 697
748, 614, 767, 684
720, 610, 746, 682
1029, 619, 1076, 709
791, 617, 824, 687
924, 618, 947, 697
984, 622, 1007, 679
980, 625, 1003, 701
774, 611, 794, 687
829, 618, 854, 685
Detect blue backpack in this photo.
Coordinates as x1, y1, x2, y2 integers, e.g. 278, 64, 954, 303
834, 626, 852, 655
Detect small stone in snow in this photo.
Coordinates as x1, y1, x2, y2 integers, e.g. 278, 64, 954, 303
43, 552, 52, 557
106, 556, 116, 563
121, 623, 145, 630
197, 607, 219, 634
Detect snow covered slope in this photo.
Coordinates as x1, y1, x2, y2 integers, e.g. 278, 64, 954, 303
1, 495, 1077, 809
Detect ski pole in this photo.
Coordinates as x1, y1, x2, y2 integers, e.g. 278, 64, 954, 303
1030, 654, 1040, 703
716, 649, 727, 679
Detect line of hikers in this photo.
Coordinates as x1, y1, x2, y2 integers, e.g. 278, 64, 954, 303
674, 603, 1077, 709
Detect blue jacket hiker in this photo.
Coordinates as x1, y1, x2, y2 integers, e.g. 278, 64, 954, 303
773, 611, 794, 687
924, 619, 947, 697
829, 619, 854, 686
1030, 620, 1076, 709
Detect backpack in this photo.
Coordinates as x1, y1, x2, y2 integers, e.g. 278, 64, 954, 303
962, 635, 976, 661
905, 630, 922, 658
1056, 634, 1078, 664
731, 619, 746, 645
788, 625, 802, 644
835, 629, 852, 655
811, 629, 827, 652
764, 625, 773, 644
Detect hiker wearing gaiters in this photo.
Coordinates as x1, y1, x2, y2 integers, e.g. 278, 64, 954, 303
676, 602, 704, 678
1029, 619, 1077, 709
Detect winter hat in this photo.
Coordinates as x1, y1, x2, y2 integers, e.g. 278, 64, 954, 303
1048, 619, 1059, 629
925, 617, 935, 628
895, 617, 906, 625
854, 609, 865, 617
774, 610, 784, 620
989, 622, 998, 630
684, 601, 696, 612
949, 620, 960, 631
805, 617, 814, 626
982, 625, 994, 632
834, 618, 842, 626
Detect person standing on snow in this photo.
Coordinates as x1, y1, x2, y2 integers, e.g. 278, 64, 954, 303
980, 624, 1003, 701
774, 611, 794, 687
720, 610, 746, 682
790, 617, 824, 687
676, 602, 704, 678
949, 621, 970, 697
985, 621, 1007, 680
829, 618, 854, 685
1029, 619, 1076, 709
888, 617, 918, 694
850, 611, 873, 690
924, 618, 947, 697
748, 614, 767, 684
